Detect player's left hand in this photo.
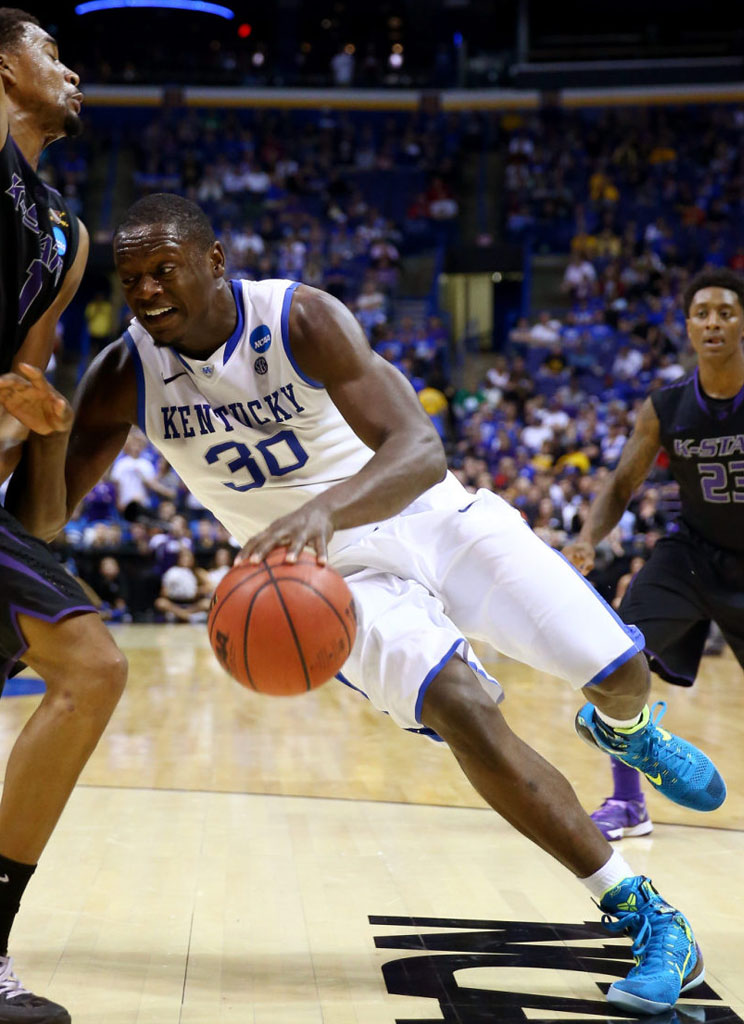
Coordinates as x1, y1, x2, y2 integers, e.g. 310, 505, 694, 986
0, 364, 73, 435
237, 505, 335, 566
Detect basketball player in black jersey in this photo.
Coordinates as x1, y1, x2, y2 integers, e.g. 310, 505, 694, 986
566, 267, 744, 841
0, 10, 127, 1021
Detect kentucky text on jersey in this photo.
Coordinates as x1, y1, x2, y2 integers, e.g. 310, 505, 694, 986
159, 382, 306, 439
674, 435, 744, 458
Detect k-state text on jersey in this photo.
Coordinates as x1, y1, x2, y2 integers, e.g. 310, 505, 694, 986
674, 433, 744, 458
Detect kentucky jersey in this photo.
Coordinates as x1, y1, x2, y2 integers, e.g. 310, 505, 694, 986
652, 367, 744, 552
0, 132, 79, 372
126, 278, 463, 559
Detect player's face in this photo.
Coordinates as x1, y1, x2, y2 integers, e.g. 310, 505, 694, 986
115, 226, 227, 350
686, 287, 744, 361
4, 24, 83, 139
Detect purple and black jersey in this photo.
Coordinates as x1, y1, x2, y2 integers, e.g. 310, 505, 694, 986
0, 132, 79, 372
0, 132, 93, 683
652, 368, 744, 553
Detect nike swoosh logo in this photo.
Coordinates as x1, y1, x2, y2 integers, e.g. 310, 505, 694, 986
676, 947, 692, 983
0, 874, 9, 884
615, 755, 662, 787
162, 371, 188, 385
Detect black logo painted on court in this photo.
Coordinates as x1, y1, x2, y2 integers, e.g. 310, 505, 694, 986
254, 357, 268, 374
371, 914, 742, 1023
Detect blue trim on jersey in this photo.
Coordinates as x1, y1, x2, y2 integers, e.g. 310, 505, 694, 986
414, 639, 461, 724
464, 651, 502, 694
557, 549, 644, 640
335, 669, 368, 697
123, 330, 148, 433
586, 643, 642, 688
555, 550, 645, 687
281, 281, 323, 389
223, 280, 246, 365
174, 351, 195, 373
336, 670, 443, 740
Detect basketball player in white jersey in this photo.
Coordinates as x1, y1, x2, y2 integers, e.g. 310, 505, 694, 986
0, 193, 724, 1014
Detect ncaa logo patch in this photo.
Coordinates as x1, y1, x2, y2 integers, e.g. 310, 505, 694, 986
254, 357, 268, 374
250, 324, 272, 353
52, 226, 67, 257
201, 365, 214, 377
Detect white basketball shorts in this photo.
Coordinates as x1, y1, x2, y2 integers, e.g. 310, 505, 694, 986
331, 487, 644, 734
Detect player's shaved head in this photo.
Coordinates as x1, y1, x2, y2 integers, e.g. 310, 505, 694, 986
115, 193, 216, 253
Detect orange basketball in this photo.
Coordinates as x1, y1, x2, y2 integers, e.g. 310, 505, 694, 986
207, 547, 357, 696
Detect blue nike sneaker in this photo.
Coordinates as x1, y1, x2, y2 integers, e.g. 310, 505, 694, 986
600, 876, 705, 1014
575, 701, 725, 811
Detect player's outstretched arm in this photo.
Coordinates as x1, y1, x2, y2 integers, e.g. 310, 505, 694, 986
7, 338, 137, 540
242, 284, 447, 564
1, 365, 73, 537
564, 396, 661, 574
65, 337, 139, 519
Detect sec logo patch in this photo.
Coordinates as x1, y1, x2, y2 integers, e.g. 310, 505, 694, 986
250, 324, 272, 353
254, 357, 268, 374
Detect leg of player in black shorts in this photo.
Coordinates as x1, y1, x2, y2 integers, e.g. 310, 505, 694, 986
591, 534, 716, 840
0, 510, 127, 1021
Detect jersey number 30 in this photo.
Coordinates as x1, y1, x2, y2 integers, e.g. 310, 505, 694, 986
205, 430, 309, 491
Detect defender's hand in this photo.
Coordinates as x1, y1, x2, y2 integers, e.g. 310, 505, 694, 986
0, 364, 73, 435
563, 540, 596, 575
237, 506, 335, 566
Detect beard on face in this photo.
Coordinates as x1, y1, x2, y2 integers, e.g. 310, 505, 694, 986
63, 111, 83, 138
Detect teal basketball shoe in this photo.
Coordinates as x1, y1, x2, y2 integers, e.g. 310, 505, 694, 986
575, 701, 725, 811
600, 875, 705, 1014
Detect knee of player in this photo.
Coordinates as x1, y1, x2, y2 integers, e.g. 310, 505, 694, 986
420, 658, 507, 750
48, 642, 128, 711
90, 644, 128, 705
593, 650, 649, 699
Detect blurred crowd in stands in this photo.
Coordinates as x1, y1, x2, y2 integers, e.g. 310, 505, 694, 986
27, 104, 740, 645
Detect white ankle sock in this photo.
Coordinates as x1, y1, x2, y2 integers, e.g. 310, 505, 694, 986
596, 708, 643, 729
580, 849, 635, 900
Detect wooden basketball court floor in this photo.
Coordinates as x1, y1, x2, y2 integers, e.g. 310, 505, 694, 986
0, 623, 742, 1023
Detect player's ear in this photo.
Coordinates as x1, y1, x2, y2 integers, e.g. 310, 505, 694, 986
210, 241, 226, 278
0, 52, 18, 88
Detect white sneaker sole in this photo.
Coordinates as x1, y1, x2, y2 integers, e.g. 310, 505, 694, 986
607, 960, 705, 1014
598, 818, 654, 841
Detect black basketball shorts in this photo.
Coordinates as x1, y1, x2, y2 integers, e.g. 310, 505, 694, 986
619, 530, 744, 686
0, 505, 97, 683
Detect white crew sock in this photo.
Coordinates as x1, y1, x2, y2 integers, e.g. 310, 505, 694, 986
580, 849, 636, 901
595, 708, 644, 730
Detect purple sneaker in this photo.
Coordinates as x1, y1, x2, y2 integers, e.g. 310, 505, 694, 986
591, 797, 653, 841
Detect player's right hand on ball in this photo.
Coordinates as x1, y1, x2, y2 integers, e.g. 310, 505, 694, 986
0, 364, 73, 435
238, 504, 334, 567
563, 540, 595, 575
